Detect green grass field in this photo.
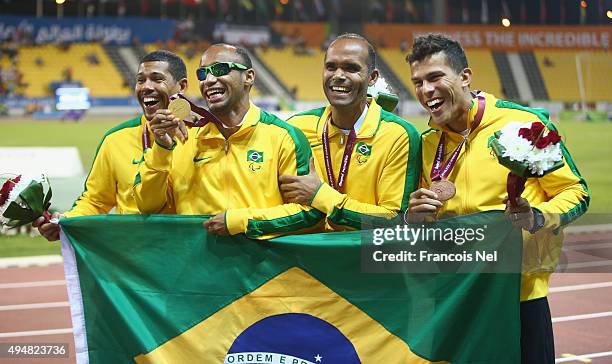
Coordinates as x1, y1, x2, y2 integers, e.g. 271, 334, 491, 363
1, 114, 610, 257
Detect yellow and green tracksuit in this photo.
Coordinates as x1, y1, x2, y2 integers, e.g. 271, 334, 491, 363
287, 99, 421, 231
420, 92, 589, 301
65, 115, 150, 217
133, 102, 323, 239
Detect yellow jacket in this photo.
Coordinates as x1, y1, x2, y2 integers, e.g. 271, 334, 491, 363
421, 92, 589, 301
288, 100, 421, 231
133, 102, 323, 239
65, 115, 149, 217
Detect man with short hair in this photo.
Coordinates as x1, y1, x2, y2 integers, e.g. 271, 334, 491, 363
134, 44, 322, 239
279, 33, 421, 231
34, 50, 188, 241
406, 33, 589, 364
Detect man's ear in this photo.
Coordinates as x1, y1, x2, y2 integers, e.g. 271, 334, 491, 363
369, 69, 379, 87
461, 68, 472, 88
178, 78, 188, 94
244, 69, 255, 88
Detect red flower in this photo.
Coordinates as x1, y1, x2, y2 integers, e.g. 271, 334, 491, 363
546, 130, 561, 145
530, 122, 545, 136
518, 127, 532, 141
535, 136, 551, 149
0, 175, 21, 206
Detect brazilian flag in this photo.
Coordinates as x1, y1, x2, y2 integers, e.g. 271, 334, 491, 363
60, 213, 521, 363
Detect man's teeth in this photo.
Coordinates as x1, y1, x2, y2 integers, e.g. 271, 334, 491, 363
143, 97, 158, 104
427, 98, 443, 108
207, 89, 224, 97
332, 86, 350, 92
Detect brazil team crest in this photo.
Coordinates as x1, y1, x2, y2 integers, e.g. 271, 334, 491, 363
355, 142, 372, 164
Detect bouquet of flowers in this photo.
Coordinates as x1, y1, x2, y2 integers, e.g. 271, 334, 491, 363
490, 122, 564, 206
0, 174, 54, 229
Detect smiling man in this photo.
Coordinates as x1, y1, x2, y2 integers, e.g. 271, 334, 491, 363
34, 50, 187, 241
280, 33, 421, 231
406, 33, 589, 364
133, 44, 322, 238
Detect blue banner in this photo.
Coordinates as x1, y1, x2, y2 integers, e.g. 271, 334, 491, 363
0, 16, 175, 45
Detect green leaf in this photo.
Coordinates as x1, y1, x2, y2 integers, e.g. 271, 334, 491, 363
19, 181, 44, 215
3, 201, 37, 225
43, 182, 53, 210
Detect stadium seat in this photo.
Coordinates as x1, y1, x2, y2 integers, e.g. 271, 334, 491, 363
536, 50, 612, 102
18, 43, 129, 98
256, 47, 325, 101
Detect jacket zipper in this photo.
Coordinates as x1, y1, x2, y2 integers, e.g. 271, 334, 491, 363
224, 139, 230, 210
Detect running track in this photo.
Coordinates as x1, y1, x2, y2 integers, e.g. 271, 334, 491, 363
1, 226, 611, 364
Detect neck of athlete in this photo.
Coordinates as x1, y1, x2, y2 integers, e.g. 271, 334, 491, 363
446, 92, 474, 134
216, 97, 250, 139
330, 99, 367, 130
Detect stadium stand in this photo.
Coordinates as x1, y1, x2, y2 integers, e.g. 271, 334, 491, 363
256, 47, 325, 101
18, 43, 129, 98
536, 50, 612, 102
466, 49, 503, 98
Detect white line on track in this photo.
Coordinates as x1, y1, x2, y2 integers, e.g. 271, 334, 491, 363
0, 280, 66, 289
563, 242, 612, 251
0, 301, 69, 311
557, 260, 612, 270
556, 350, 612, 362
0, 255, 62, 268
549, 281, 612, 293
552, 311, 612, 323
0, 328, 73, 338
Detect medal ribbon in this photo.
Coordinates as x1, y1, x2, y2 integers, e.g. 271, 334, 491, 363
142, 123, 151, 151
430, 95, 486, 181
322, 116, 357, 193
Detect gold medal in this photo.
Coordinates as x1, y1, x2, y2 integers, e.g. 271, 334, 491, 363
430, 179, 456, 201
168, 98, 191, 121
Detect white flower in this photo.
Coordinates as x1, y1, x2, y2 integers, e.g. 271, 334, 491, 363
502, 136, 533, 161
367, 76, 393, 97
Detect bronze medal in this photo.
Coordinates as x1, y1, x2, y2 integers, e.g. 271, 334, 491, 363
168, 98, 191, 121
430, 179, 456, 201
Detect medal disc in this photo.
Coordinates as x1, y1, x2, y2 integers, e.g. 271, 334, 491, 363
430, 179, 456, 201
168, 98, 191, 121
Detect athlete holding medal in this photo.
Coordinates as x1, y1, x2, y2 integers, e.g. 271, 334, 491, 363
406, 34, 589, 364
134, 44, 322, 239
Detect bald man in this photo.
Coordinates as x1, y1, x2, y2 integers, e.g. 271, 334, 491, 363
133, 44, 322, 239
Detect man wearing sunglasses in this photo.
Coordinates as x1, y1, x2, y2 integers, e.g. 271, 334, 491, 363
134, 44, 323, 239
34, 50, 187, 241
279, 34, 421, 231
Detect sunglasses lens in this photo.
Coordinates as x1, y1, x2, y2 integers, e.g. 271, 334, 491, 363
211, 63, 231, 77
196, 68, 207, 81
